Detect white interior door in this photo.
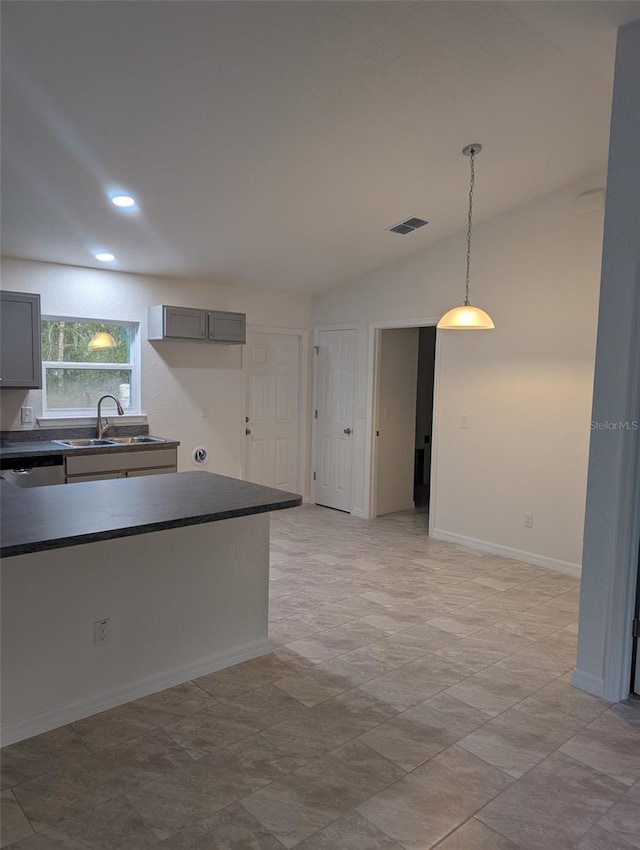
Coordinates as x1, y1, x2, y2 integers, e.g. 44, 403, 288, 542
315, 328, 355, 512
244, 332, 300, 492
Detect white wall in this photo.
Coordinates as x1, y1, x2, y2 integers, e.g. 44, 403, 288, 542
574, 19, 640, 700
0, 258, 311, 483
314, 173, 605, 571
376, 327, 418, 515
1, 514, 270, 743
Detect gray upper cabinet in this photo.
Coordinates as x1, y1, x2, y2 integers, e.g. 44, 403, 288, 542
148, 305, 246, 344
0, 291, 42, 389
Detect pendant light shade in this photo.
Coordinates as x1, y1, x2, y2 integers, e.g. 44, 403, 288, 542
88, 331, 117, 350
437, 143, 495, 330
437, 304, 495, 330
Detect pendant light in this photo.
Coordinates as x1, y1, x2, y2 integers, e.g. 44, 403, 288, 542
437, 143, 495, 330
88, 331, 117, 350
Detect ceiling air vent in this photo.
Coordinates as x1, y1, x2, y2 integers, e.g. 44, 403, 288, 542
389, 217, 429, 235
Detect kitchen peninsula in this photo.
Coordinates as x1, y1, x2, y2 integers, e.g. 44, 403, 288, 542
1, 471, 301, 745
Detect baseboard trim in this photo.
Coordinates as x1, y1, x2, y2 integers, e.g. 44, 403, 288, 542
351, 507, 368, 519
571, 668, 606, 698
0, 639, 271, 746
429, 527, 581, 577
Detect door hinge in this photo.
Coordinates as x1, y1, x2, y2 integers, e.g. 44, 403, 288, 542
314, 409, 318, 419
633, 619, 640, 639
313, 471, 316, 481
314, 345, 320, 355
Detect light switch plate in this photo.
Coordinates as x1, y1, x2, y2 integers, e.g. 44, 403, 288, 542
21, 407, 34, 424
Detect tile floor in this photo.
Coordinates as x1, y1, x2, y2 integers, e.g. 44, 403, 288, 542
1, 505, 639, 849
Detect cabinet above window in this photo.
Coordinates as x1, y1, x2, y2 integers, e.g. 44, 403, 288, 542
148, 305, 246, 344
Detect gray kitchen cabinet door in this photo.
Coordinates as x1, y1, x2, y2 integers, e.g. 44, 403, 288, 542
0, 291, 42, 389
163, 306, 208, 340
208, 310, 246, 343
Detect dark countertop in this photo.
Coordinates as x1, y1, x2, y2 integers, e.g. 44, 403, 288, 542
1, 471, 302, 557
0, 438, 180, 463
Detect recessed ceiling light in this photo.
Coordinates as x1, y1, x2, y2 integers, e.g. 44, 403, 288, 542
94, 252, 116, 262
111, 195, 136, 208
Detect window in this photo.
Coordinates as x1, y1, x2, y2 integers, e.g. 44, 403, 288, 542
41, 318, 140, 415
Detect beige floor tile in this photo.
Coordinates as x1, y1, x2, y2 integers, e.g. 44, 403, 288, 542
358, 654, 472, 711
315, 649, 394, 685
1, 789, 34, 848
286, 621, 386, 663
358, 693, 489, 771
477, 751, 627, 849
273, 667, 351, 707
457, 704, 583, 778
574, 824, 639, 850
517, 675, 611, 725
259, 688, 397, 761
433, 817, 518, 849
154, 802, 285, 849
294, 810, 403, 849
12, 749, 148, 832
1, 727, 90, 791
241, 740, 403, 848
597, 781, 640, 848
356, 745, 513, 849
269, 617, 320, 644
126, 750, 265, 841
193, 654, 305, 699
559, 705, 640, 785
444, 660, 555, 717
9, 795, 158, 850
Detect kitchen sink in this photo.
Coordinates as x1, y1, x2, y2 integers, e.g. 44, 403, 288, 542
107, 436, 166, 444
55, 439, 117, 448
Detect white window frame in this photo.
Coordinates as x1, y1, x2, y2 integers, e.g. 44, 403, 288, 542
41, 316, 142, 418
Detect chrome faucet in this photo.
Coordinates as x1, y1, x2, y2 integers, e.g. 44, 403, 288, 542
97, 394, 125, 439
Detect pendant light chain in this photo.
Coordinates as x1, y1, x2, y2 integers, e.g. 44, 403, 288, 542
464, 149, 475, 306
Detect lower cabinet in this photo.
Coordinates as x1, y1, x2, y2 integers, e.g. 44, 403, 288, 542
66, 448, 177, 483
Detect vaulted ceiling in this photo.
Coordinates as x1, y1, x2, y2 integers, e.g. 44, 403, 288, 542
2, 1, 639, 292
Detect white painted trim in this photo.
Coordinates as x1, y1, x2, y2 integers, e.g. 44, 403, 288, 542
37, 414, 148, 428
351, 507, 368, 519
311, 324, 357, 511
0, 639, 270, 746
430, 527, 582, 577
571, 668, 606, 699
365, 317, 440, 520
241, 326, 309, 497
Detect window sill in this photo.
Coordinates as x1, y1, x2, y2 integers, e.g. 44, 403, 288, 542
37, 414, 148, 428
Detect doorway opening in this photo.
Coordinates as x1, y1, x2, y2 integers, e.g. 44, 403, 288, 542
414, 327, 437, 512
369, 321, 438, 521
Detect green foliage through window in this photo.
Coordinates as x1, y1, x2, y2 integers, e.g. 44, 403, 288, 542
41, 319, 138, 413
41, 321, 130, 363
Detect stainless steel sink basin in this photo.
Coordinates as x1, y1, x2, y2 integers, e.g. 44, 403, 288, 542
107, 436, 166, 444
55, 439, 116, 448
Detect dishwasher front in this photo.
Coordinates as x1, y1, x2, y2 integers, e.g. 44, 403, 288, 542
0, 454, 65, 487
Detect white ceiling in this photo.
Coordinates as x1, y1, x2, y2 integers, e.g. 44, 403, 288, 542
2, 1, 639, 293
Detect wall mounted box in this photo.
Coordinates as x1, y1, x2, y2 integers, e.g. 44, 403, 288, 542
148, 305, 246, 344
0, 291, 42, 389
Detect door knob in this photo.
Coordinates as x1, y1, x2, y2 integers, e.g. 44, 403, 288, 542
343, 427, 352, 435
245, 428, 251, 435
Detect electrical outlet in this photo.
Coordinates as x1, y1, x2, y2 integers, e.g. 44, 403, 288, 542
94, 618, 110, 646
20, 407, 34, 424
524, 513, 534, 528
